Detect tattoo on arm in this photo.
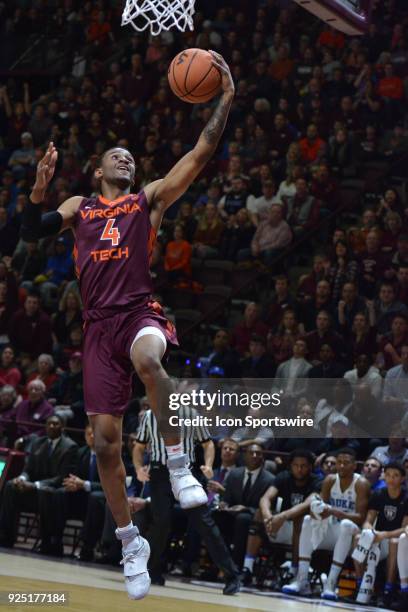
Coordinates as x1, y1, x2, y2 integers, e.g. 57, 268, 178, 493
202, 95, 233, 149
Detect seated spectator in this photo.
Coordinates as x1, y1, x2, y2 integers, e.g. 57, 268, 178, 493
305, 310, 346, 363
8, 291, 53, 358
246, 179, 278, 226
274, 339, 312, 398
0, 208, 20, 258
242, 450, 321, 585
358, 230, 389, 298
286, 178, 320, 236
328, 126, 355, 177
231, 302, 269, 357
310, 164, 340, 212
378, 315, 408, 372
267, 308, 303, 366
0, 414, 77, 550
165, 201, 197, 244
275, 165, 304, 203
377, 62, 404, 103
195, 181, 222, 210
12, 241, 45, 287
328, 241, 358, 302
0, 281, 14, 345
240, 334, 275, 378
381, 211, 402, 253
0, 345, 22, 389
361, 456, 385, 491
300, 279, 333, 332
376, 188, 405, 227
8, 132, 36, 179
299, 123, 326, 166
50, 352, 85, 429
213, 443, 275, 569
396, 265, 408, 304
269, 113, 294, 164
52, 289, 83, 346
308, 343, 346, 378
390, 233, 408, 271
193, 201, 225, 259
263, 275, 296, 329
374, 282, 408, 335
55, 323, 84, 369
219, 208, 255, 262
25, 354, 59, 397
342, 310, 378, 367
218, 176, 250, 219
241, 204, 291, 265
39, 423, 102, 558
199, 329, 241, 378
348, 208, 379, 255
383, 344, 408, 407
316, 416, 361, 457
344, 354, 382, 399
337, 281, 371, 331
347, 383, 384, 442
371, 425, 408, 466
33, 236, 73, 309
164, 225, 192, 286
314, 378, 353, 435
13, 379, 54, 445
0, 385, 18, 447
297, 254, 330, 303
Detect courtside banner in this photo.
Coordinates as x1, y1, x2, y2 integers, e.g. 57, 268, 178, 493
156, 378, 408, 439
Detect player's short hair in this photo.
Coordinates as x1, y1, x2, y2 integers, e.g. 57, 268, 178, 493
289, 449, 315, 466
335, 447, 357, 460
384, 461, 405, 477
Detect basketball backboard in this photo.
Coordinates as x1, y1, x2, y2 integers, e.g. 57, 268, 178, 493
293, 0, 372, 35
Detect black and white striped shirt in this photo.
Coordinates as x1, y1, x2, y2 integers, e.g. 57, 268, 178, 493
136, 406, 211, 465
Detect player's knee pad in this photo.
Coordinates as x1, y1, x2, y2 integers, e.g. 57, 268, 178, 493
340, 518, 358, 536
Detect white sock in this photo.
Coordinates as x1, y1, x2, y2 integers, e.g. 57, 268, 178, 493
326, 564, 342, 590
297, 560, 310, 584
398, 534, 408, 587
116, 522, 139, 549
165, 442, 183, 460
244, 555, 255, 573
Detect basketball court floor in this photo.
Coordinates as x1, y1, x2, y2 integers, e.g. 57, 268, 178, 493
0, 550, 387, 612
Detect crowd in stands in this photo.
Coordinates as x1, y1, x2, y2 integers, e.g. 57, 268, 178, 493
1, 0, 408, 607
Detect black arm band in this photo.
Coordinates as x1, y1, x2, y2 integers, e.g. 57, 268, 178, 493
20, 200, 63, 241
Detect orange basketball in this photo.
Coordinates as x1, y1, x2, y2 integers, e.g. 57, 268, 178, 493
168, 48, 222, 104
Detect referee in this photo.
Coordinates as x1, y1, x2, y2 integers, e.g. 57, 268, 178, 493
133, 405, 241, 595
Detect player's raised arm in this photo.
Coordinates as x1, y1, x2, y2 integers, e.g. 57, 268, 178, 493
146, 52, 235, 218
20, 142, 81, 241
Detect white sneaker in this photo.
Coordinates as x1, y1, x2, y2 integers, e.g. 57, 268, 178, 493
282, 580, 312, 596
120, 536, 151, 600
168, 455, 207, 509
321, 587, 338, 601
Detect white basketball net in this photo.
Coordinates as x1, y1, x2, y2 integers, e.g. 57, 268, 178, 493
122, 0, 196, 36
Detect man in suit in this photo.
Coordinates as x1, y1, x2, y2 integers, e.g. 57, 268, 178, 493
274, 339, 312, 399
213, 442, 275, 568
240, 334, 276, 378
0, 414, 77, 549
40, 422, 103, 557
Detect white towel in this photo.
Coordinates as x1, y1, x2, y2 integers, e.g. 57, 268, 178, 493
352, 529, 376, 563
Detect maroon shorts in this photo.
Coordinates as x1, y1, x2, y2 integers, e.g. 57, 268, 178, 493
83, 301, 178, 417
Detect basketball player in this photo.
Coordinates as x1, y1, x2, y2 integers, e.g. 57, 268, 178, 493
282, 448, 370, 600
354, 462, 408, 607
21, 52, 235, 600
241, 450, 321, 585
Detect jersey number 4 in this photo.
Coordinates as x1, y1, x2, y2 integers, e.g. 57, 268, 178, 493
101, 219, 120, 247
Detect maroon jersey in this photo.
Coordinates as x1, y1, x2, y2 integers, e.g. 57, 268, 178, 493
73, 191, 156, 320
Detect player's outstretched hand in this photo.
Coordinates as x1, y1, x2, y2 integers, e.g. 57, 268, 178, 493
209, 51, 235, 97
32, 141, 58, 200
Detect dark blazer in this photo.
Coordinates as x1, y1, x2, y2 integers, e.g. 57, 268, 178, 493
240, 354, 276, 378
73, 445, 102, 492
223, 466, 275, 511
21, 434, 77, 488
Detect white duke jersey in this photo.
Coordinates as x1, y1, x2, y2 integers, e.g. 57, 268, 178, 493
329, 473, 360, 518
